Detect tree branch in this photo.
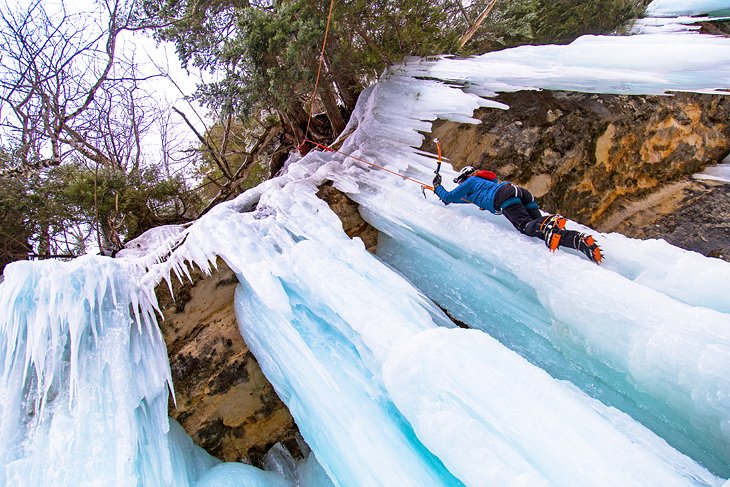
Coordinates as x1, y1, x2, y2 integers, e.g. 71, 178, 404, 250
197, 123, 277, 217
172, 106, 234, 180
458, 0, 497, 50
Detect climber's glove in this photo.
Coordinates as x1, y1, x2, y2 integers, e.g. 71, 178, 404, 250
433, 174, 442, 187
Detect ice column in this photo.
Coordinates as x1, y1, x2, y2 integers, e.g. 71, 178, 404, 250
0, 256, 188, 487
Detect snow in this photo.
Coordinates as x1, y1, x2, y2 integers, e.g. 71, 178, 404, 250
402, 34, 730, 96
639, 0, 730, 34
646, 0, 730, 17
2, 25, 730, 487
695, 163, 730, 183
116, 224, 189, 259
631, 15, 730, 35
695, 154, 730, 183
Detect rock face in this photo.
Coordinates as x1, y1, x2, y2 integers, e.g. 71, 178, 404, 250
155, 190, 379, 465
431, 90, 730, 260
602, 180, 730, 260
156, 260, 300, 465
316, 182, 379, 252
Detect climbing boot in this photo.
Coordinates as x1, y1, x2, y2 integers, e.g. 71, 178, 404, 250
541, 214, 567, 252
577, 233, 603, 264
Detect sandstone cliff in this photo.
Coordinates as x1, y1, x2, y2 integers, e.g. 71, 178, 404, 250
156, 261, 300, 465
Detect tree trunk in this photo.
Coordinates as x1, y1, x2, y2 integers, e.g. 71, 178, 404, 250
288, 100, 310, 132
280, 104, 306, 144
324, 40, 359, 112
458, 0, 498, 50
318, 79, 346, 136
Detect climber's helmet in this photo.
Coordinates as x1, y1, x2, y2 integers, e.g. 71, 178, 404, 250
454, 166, 476, 184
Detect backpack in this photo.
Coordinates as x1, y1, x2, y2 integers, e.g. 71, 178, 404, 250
473, 169, 498, 181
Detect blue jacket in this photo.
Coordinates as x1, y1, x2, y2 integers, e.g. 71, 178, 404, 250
435, 175, 507, 214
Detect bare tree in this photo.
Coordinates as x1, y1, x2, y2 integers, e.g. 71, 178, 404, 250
148, 57, 282, 210
0, 0, 195, 256
0, 0, 150, 171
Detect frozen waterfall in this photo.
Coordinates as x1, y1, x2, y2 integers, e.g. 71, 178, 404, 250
2, 27, 730, 487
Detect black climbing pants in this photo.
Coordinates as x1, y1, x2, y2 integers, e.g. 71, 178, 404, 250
494, 184, 542, 236
494, 184, 585, 251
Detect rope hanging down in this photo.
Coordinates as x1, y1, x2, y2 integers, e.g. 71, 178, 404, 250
303, 0, 336, 145
298, 2, 441, 194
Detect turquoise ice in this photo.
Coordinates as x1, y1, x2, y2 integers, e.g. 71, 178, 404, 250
2, 29, 730, 487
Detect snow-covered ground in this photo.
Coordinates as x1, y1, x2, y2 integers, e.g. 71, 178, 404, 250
2, 6, 730, 487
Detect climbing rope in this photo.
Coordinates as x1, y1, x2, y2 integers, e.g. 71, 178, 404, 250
299, 1, 439, 194
303, 0, 336, 143
305, 138, 436, 191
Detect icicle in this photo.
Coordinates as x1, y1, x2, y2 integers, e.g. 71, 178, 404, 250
0, 257, 177, 487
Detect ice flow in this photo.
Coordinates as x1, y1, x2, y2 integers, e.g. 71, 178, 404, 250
2, 28, 730, 487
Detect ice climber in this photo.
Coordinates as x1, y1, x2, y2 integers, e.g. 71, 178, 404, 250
432, 166, 603, 263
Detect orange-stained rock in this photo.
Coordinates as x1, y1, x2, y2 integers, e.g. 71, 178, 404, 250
429, 90, 730, 260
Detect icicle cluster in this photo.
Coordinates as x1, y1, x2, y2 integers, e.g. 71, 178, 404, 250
0, 256, 175, 487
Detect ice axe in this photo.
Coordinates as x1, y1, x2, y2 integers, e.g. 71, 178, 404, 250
422, 138, 443, 198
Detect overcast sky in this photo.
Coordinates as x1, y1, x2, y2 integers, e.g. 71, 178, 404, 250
3, 0, 213, 168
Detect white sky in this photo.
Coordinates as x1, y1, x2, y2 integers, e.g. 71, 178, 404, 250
119, 29, 213, 176
3, 0, 212, 170
118, 28, 210, 123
